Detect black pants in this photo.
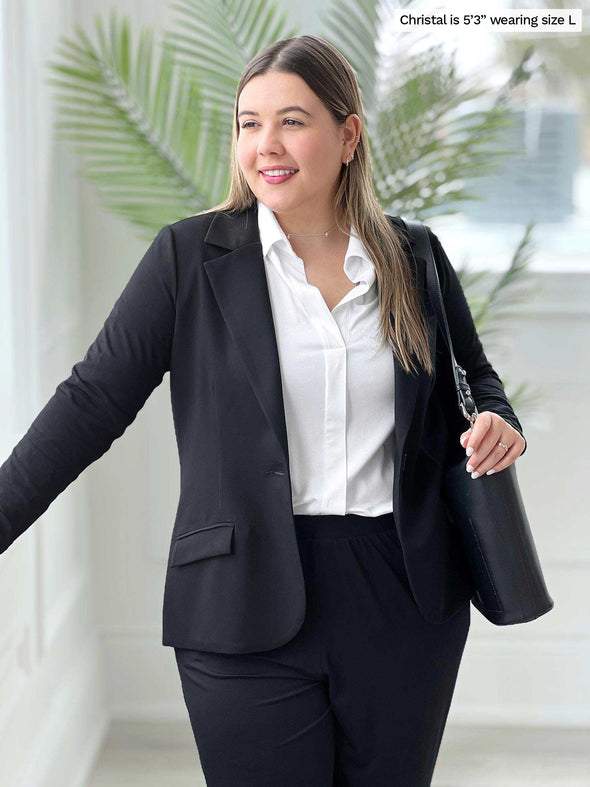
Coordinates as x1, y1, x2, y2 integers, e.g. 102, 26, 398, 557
174, 512, 470, 786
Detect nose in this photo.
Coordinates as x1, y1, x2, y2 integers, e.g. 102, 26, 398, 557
256, 127, 285, 157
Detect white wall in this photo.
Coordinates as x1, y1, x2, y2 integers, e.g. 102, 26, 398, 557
0, 0, 108, 785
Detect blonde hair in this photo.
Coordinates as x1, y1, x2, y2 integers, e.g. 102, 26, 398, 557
201, 34, 432, 376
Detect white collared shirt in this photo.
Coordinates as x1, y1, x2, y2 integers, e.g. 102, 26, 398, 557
257, 198, 395, 516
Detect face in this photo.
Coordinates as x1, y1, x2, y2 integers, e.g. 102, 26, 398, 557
236, 71, 360, 228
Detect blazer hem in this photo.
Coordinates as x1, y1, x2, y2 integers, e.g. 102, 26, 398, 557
162, 608, 307, 654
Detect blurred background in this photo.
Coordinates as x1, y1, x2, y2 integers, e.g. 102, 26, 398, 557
1, 0, 589, 784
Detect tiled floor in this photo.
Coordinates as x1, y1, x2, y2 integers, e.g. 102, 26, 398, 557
86, 721, 590, 786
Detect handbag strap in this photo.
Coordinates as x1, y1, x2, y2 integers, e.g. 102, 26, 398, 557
400, 218, 479, 427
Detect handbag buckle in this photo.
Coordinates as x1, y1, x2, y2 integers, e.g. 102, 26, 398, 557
456, 364, 478, 425
460, 400, 479, 426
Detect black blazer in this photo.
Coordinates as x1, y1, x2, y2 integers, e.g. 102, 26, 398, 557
0, 204, 526, 653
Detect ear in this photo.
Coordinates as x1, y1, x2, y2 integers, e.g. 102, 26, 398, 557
343, 114, 361, 147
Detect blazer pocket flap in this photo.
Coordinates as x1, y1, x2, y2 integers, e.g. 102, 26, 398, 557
170, 522, 235, 567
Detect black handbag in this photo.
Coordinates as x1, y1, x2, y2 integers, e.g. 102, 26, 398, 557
402, 219, 554, 625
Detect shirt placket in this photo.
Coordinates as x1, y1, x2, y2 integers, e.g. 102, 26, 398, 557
269, 241, 375, 516
280, 250, 350, 514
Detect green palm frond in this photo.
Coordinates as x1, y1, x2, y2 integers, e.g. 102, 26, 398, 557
468, 220, 541, 336
319, 0, 382, 113
163, 0, 299, 129
45, 10, 231, 238
456, 266, 490, 293
363, 47, 520, 217
494, 378, 544, 417
322, 0, 537, 219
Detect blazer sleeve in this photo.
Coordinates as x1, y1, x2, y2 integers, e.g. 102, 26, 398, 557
427, 226, 527, 456
0, 224, 177, 554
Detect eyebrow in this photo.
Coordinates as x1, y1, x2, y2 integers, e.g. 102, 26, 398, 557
237, 105, 312, 119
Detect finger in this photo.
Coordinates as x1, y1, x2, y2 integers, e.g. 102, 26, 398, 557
468, 442, 511, 478
464, 412, 492, 457
485, 439, 524, 475
467, 422, 506, 473
459, 427, 472, 447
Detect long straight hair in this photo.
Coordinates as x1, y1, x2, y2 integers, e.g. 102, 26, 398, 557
202, 35, 432, 377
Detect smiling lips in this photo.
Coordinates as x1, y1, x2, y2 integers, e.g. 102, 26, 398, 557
260, 169, 298, 184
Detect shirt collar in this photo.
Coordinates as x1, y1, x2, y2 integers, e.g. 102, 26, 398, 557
257, 198, 376, 289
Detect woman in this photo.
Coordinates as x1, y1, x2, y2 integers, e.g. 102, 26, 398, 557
0, 35, 526, 786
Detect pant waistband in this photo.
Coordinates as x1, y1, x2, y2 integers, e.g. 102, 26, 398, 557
293, 511, 395, 539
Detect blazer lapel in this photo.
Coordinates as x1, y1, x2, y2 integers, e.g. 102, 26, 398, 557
204, 205, 292, 465
203, 204, 437, 472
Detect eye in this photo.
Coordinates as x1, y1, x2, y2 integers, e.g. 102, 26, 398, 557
240, 118, 303, 129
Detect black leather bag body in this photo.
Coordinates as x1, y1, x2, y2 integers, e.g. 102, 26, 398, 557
402, 219, 554, 625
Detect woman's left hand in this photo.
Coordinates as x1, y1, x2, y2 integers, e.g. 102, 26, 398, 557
459, 411, 526, 479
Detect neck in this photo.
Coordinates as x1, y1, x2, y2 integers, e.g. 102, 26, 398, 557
272, 205, 340, 239
286, 222, 337, 239
287, 226, 350, 261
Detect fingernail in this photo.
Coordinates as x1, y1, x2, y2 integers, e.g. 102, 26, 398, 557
471, 471, 480, 479
466, 446, 474, 457
486, 469, 496, 475
466, 464, 473, 473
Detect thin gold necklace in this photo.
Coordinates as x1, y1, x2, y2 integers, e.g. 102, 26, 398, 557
286, 223, 337, 240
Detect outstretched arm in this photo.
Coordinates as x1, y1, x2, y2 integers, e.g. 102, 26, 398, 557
0, 224, 177, 552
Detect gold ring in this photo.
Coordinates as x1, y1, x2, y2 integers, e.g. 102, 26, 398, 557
497, 441, 509, 452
